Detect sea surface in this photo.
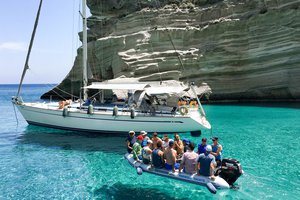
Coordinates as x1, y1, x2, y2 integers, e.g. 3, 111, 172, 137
0, 84, 299, 200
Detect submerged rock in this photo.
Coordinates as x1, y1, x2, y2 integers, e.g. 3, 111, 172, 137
41, 0, 300, 102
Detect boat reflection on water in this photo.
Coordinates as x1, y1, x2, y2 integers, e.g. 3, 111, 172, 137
17, 126, 125, 154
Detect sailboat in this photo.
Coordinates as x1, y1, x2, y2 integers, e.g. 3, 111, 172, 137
12, 0, 212, 134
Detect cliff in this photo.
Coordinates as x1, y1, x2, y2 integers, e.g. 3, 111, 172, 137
41, 0, 300, 102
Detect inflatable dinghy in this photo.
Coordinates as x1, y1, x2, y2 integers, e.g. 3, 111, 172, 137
124, 153, 235, 194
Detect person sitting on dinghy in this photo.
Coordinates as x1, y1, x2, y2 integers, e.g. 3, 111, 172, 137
162, 134, 170, 150
142, 140, 153, 164
151, 132, 162, 149
174, 133, 184, 158
179, 142, 198, 174
196, 145, 216, 177
197, 138, 207, 154
211, 136, 223, 167
132, 135, 144, 161
126, 131, 136, 153
164, 140, 180, 172
182, 138, 190, 153
140, 131, 149, 148
152, 140, 164, 168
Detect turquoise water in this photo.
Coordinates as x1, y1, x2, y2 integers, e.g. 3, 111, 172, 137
0, 84, 299, 199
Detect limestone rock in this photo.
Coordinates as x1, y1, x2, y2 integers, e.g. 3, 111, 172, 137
41, 0, 300, 102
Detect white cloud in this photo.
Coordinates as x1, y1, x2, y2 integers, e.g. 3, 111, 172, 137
0, 42, 26, 51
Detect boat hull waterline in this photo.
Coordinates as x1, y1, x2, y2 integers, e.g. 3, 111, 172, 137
13, 102, 211, 133
124, 153, 230, 190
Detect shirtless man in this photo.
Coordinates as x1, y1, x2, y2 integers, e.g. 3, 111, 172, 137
151, 132, 162, 149
174, 133, 184, 157
163, 140, 179, 172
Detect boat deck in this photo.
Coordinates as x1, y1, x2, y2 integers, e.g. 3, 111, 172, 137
23, 102, 199, 118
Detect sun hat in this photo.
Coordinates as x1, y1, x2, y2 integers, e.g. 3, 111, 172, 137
129, 131, 135, 135
140, 131, 147, 136
162, 134, 169, 140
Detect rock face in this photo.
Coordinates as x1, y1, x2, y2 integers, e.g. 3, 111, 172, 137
41, 0, 300, 102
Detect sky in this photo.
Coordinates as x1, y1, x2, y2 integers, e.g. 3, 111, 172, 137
0, 0, 90, 84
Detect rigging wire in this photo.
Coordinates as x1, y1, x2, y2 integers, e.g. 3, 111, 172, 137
26, 69, 80, 100
70, 0, 77, 100
12, 102, 19, 126
137, 0, 163, 83
17, 0, 43, 97
153, 0, 186, 74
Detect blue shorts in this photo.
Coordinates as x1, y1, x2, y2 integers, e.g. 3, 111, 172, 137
165, 163, 180, 170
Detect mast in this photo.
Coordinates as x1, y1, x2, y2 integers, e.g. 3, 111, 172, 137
82, 0, 88, 100
17, 0, 43, 97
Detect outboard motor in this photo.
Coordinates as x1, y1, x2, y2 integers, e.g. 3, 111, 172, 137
216, 158, 243, 186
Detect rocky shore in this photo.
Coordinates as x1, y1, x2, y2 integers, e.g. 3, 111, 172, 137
41, 0, 300, 102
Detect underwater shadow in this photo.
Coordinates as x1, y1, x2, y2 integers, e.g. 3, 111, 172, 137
92, 182, 186, 200
17, 125, 127, 154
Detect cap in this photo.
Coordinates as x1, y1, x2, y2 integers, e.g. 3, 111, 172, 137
182, 138, 190, 144
169, 140, 174, 146
162, 134, 169, 140
147, 140, 153, 144
212, 136, 218, 141
153, 132, 158, 136
205, 145, 212, 152
129, 131, 135, 135
136, 135, 143, 140
140, 131, 147, 136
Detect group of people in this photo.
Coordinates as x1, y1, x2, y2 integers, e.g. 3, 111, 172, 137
126, 131, 223, 177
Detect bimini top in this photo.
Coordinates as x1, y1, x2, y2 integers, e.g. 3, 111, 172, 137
84, 77, 211, 97
84, 77, 151, 90
85, 82, 150, 90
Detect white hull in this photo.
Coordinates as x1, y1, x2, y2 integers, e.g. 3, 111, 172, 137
124, 153, 230, 189
14, 102, 211, 133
